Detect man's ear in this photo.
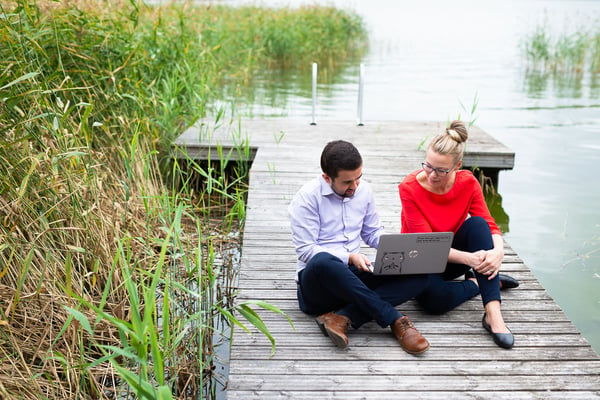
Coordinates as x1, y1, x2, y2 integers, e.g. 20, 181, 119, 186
322, 173, 332, 184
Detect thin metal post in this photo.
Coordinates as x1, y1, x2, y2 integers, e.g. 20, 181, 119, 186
357, 63, 364, 126
311, 62, 317, 125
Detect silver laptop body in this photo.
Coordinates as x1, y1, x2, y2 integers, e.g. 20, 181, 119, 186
371, 232, 453, 275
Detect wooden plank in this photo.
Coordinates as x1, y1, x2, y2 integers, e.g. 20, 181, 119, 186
174, 119, 600, 399
227, 360, 600, 375
231, 331, 594, 348
226, 374, 600, 391
229, 346, 600, 362
227, 391, 600, 400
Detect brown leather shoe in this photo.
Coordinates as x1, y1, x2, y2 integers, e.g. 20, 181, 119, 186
315, 312, 351, 348
391, 316, 430, 354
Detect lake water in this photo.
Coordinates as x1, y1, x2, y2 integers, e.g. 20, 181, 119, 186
231, 0, 600, 353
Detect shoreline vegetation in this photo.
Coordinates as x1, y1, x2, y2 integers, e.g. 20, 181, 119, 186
523, 24, 600, 74
522, 22, 600, 97
0, 1, 367, 398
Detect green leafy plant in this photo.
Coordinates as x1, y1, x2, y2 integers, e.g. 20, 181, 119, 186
0, 1, 366, 398
458, 91, 479, 128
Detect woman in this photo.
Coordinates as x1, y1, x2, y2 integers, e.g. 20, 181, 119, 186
398, 120, 518, 349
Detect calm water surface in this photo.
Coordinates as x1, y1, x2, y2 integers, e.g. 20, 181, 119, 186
232, 0, 600, 353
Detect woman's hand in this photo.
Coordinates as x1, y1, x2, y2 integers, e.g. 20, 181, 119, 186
460, 250, 486, 269
449, 233, 504, 279
473, 248, 503, 279
473, 235, 504, 279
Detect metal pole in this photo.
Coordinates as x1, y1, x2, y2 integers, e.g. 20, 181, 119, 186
357, 63, 364, 126
311, 62, 317, 125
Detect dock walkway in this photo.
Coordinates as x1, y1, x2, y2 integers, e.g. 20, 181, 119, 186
175, 119, 600, 399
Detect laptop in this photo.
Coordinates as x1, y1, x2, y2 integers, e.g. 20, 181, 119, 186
369, 232, 453, 275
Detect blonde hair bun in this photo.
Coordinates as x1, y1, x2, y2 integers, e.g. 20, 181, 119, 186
445, 120, 468, 144
428, 119, 469, 163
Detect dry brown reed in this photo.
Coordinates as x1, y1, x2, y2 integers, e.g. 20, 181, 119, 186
0, 0, 366, 397
0, 132, 166, 398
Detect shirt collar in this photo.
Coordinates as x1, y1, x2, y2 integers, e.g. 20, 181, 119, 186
319, 175, 361, 199
319, 175, 336, 197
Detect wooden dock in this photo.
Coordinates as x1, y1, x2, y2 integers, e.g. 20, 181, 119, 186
175, 119, 600, 399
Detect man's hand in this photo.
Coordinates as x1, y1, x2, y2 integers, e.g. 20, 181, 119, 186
348, 253, 372, 272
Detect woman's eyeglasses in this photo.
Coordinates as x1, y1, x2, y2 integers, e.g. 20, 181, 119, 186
421, 162, 454, 177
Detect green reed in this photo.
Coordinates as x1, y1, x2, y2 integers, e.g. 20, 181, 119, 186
523, 24, 600, 74
0, 0, 365, 398
591, 31, 600, 73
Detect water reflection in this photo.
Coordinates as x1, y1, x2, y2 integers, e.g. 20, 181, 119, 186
590, 74, 600, 99
523, 70, 592, 99
523, 70, 551, 99
486, 191, 509, 234
233, 60, 363, 117
554, 72, 585, 98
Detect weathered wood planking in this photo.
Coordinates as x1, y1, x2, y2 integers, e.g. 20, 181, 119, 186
175, 119, 600, 399
173, 119, 514, 169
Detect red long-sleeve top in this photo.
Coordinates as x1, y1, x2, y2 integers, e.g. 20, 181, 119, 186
399, 170, 501, 236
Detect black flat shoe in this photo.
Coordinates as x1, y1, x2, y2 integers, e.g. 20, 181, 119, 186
465, 270, 519, 291
482, 313, 514, 349
499, 274, 519, 290
464, 269, 475, 280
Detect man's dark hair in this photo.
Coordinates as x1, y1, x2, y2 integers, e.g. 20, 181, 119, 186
320, 140, 362, 179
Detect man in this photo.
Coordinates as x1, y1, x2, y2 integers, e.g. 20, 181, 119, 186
288, 140, 430, 354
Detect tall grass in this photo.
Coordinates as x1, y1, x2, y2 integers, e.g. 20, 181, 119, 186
523, 24, 600, 74
521, 22, 600, 98
0, 0, 366, 398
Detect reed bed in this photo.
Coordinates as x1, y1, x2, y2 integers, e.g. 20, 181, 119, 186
0, 0, 366, 398
523, 24, 600, 75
